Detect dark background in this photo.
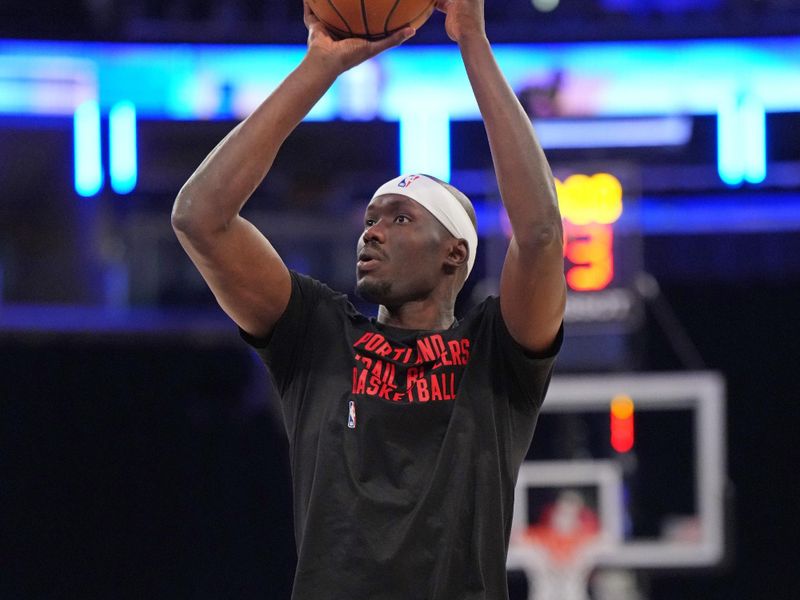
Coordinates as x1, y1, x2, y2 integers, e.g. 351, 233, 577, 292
2, 1, 800, 598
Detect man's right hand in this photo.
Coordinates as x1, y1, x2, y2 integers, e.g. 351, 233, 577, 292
304, 1, 415, 75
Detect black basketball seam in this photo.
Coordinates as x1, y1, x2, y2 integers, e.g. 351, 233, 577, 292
324, 24, 390, 40
384, 0, 403, 36
326, 0, 352, 34
386, 0, 435, 35
324, 22, 356, 37
360, 0, 371, 37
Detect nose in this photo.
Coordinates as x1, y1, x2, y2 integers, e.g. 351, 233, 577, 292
363, 220, 386, 244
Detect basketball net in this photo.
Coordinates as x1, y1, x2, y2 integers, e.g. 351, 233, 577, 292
511, 491, 603, 600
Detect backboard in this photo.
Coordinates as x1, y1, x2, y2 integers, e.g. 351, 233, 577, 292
507, 372, 726, 599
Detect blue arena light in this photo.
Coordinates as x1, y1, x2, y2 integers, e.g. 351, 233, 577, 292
717, 93, 768, 186
109, 101, 138, 194
399, 110, 451, 182
741, 95, 766, 185
717, 95, 742, 186
535, 117, 692, 149
73, 100, 103, 197
4, 38, 796, 197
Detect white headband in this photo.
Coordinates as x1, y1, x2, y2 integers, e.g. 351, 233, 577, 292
371, 174, 478, 277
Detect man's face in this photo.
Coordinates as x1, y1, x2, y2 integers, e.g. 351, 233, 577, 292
355, 194, 451, 307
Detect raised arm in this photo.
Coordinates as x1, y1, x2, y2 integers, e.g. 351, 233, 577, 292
438, 0, 566, 353
171, 4, 414, 339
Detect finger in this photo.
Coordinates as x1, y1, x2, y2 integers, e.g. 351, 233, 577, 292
435, 0, 452, 13
368, 27, 415, 55
303, 1, 319, 28
304, 2, 333, 42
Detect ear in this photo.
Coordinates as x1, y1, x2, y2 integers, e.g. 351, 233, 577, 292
443, 238, 469, 273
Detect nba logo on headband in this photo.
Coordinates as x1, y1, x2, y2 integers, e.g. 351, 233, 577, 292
398, 175, 421, 188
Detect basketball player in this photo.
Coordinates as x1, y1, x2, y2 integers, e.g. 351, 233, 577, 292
172, 0, 565, 597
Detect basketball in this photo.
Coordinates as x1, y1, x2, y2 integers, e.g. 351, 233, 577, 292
307, 0, 435, 40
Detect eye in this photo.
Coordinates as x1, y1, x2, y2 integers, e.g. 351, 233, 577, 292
395, 215, 411, 224
365, 218, 376, 227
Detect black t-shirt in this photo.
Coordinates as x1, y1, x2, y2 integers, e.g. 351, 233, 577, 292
241, 271, 562, 600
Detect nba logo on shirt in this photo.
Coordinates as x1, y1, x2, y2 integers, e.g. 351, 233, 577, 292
348, 401, 357, 429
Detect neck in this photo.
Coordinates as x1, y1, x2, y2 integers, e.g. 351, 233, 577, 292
376, 298, 456, 331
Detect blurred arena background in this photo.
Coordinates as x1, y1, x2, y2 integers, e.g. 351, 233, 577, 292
1, 1, 799, 598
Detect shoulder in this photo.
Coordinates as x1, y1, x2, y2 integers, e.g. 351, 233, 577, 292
461, 295, 563, 409
284, 270, 366, 320
288, 271, 358, 314
241, 271, 364, 350
461, 295, 563, 360
456, 295, 500, 333
289, 270, 342, 302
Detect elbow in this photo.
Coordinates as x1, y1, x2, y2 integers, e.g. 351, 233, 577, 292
171, 188, 226, 239
515, 217, 564, 253
171, 194, 195, 236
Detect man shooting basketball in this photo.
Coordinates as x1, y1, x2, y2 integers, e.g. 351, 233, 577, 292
172, 0, 566, 597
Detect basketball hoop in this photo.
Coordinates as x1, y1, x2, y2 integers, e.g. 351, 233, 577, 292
509, 490, 604, 600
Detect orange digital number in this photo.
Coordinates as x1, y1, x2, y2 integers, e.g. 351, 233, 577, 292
556, 173, 623, 292
563, 222, 614, 292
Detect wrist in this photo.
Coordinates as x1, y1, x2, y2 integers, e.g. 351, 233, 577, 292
457, 30, 490, 50
301, 50, 345, 82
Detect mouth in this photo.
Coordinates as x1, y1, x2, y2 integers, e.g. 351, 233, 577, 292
357, 257, 380, 273
357, 250, 383, 273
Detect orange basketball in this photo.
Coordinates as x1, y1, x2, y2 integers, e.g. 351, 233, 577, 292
308, 0, 435, 40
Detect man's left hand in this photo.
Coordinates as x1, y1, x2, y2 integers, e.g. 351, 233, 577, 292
435, 0, 486, 44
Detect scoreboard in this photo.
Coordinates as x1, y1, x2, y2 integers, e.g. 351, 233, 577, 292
557, 172, 624, 293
